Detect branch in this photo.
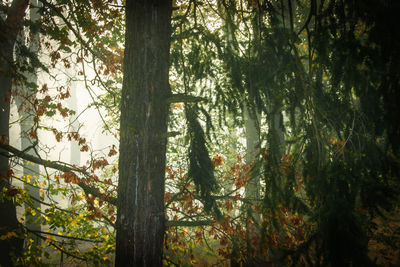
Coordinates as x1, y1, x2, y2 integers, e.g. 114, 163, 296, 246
26, 193, 77, 216
23, 193, 114, 227
2, 147, 228, 228
27, 228, 103, 243
37, 0, 106, 62
166, 220, 214, 227
0, 143, 117, 205
32, 231, 87, 261
167, 93, 208, 104
297, 0, 315, 35
167, 131, 181, 138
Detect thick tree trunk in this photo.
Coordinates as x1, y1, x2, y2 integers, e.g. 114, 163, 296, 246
115, 0, 172, 266
0, 0, 29, 264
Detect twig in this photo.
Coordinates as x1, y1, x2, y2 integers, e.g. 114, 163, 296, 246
27, 228, 103, 243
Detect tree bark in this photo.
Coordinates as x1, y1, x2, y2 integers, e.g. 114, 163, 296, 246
115, 0, 172, 266
0, 0, 29, 264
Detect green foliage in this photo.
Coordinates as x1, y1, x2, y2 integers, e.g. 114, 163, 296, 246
186, 106, 220, 216
4, 0, 400, 265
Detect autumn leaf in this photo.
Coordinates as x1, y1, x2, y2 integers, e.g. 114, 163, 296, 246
164, 192, 172, 203
61, 172, 80, 184
212, 155, 224, 167
108, 145, 117, 156
225, 199, 233, 211
55, 132, 63, 142
0, 232, 18, 240
5, 187, 20, 197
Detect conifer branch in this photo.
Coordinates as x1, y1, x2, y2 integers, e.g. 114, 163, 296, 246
167, 93, 208, 104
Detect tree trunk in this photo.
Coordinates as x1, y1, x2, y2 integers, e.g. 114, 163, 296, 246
15, 0, 42, 248
115, 0, 172, 266
244, 105, 260, 199
0, 0, 29, 264
243, 104, 261, 264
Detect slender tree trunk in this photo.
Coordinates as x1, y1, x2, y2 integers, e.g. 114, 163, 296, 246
115, 0, 172, 266
244, 105, 260, 199
68, 88, 80, 165
15, 0, 42, 248
67, 77, 80, 174
243, 104, 261, 265
0, 0, 29, 264
64, 16, 81, 173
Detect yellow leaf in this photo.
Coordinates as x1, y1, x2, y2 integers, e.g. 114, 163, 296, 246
45, 235, 52, 244
0, 232, 17, 240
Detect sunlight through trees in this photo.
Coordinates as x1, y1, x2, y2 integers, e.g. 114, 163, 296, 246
0, 0, 399, 266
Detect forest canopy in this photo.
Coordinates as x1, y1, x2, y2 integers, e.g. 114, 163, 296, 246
0, 0, 399, 266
